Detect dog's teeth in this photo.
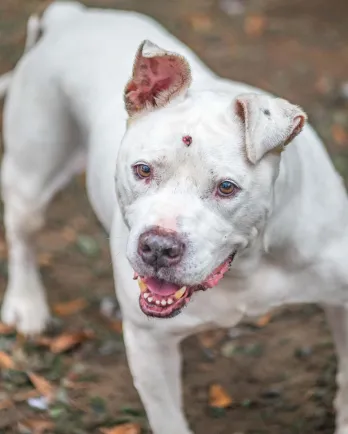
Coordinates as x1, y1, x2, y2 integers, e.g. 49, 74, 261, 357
138, 278, 148, 293
174, 286, 186, 300
147, 297, 153, 303
161, 300, 167, 306
144, 292, 149, 299
167, 298, 173, 305
156, 300, 160, 305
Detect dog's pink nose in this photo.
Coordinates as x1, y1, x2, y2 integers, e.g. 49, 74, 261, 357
138, 228, 185, 268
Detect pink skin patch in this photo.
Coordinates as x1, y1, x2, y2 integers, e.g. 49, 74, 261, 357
157, 217, 178, 232
137, 254, 235, 318
182, 135, 192, 146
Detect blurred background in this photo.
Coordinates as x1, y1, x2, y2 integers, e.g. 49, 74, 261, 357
0, 0, 347, 433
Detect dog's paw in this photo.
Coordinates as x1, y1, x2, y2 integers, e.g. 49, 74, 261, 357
1, 291, 50, 335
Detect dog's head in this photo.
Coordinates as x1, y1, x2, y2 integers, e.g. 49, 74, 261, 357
116, 40, 307, 318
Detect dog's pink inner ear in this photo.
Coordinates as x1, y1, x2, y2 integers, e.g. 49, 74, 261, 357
125, 41, 191, 117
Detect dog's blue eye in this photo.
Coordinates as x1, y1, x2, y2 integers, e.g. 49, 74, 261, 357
218, 180, 237, 197
135, 163, 151, 179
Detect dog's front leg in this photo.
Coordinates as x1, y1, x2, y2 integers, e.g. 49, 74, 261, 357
123, 320, 193, 434
325, 306, 348, 434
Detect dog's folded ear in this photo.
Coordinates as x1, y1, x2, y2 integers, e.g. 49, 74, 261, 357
124, 40, 192, 117
235, 93, 307, 164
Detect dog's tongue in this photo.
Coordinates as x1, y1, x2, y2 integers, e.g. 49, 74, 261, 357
143, 277, 180, 296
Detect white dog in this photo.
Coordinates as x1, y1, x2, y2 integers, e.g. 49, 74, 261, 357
1, 2, 348, 433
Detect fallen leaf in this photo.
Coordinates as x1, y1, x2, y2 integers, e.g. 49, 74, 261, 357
0, 351, 15, 369
198, 330, 225, 349
332, 124, 348, 147
33, 336, 54, 348
49, 330, 94, 354
0, 398, 13, 411
27, 372, 55, 402
188, 14, 213, 32
38, 253, 53, 267
244, 15, 266, 37
13, 389, 40, 402
209, 383, 233, 408
0, 322, 15, 335
18, 418, 54, 434
109, 320, 123, 334
61, 226, 77, 243
256, 313, 272, 328
53, 298, 88, 317
100, 423, 141, 434
62, 379, 89, 390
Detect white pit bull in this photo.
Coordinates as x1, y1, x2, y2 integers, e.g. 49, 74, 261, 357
1, 2, 348, 433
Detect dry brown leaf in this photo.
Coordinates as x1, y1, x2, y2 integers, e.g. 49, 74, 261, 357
100, 423, 141, 434
332, 124, 348, 147
0, 398, 13, 411
49, 330, 94, 354
38, 252, 53, 267
53, 298, 88, 317
109, 320, 123, 334
18, 418, 54, 434
0, 351, 15, 369
62, 379, 89, 390
61, 226, 77, 243
198, 330, 225, 349
0, 322, 15, 335
188, 14, 213, 32
13, 389, 40, 402
33, 336, 54, 348
256, 313, 272, 328
209, 383, 233, 408
27, 372, 55, 402
244, 15, 266, 37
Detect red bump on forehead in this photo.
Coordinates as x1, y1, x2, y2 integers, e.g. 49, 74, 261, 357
182, 135, 192, 146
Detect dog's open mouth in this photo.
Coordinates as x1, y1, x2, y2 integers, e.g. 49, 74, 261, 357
135, 254, 235, 318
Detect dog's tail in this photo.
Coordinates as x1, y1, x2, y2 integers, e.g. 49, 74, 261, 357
0, 14, 41, 99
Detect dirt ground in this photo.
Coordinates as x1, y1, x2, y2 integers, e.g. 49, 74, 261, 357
1, 0, 348, 433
